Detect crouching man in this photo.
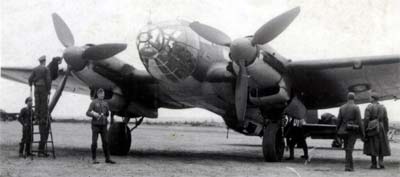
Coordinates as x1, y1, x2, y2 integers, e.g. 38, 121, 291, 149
86, 88, 115, 164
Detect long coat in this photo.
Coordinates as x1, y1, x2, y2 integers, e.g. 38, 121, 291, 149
363, 102, 391, 156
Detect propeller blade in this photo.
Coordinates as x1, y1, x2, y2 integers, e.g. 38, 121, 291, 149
235, 60, 249, 122
52, 13, 75, 47
252, 7, 300, 45
82, 43, 127, 60
189, 21, 232, 46
48, 69, 70, 114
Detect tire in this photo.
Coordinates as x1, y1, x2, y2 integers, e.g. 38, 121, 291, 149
108, 122, 131, 156
262, 122, 284, 162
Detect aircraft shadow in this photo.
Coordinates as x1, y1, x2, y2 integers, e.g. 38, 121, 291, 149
128, 149, 264, 163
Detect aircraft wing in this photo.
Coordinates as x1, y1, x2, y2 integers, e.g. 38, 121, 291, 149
288, 55, 400, 109
1, 67, 90, 95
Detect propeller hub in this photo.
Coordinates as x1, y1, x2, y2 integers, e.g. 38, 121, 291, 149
230, 38, 258, 66
63, 46, 87, 71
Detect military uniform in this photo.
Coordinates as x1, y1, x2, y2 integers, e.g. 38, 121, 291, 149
18, 106, 33, 156
86, 98, 112, 162
28, 59, 51, 155
337, 100, 365, 171
363, 102, 391, 168
47, 57, 62, 81
284, 116, 308, 160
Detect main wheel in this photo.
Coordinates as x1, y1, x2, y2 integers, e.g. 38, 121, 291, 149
108, 122, 131, 156
262, 122, 284, 162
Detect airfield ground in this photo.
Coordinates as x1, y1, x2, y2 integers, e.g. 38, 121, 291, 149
0, 121, 399, 177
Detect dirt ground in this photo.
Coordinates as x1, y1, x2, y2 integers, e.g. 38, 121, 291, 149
0, 121, 399, 177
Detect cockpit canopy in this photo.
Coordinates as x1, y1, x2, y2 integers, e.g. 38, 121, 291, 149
136, 20, 200, 82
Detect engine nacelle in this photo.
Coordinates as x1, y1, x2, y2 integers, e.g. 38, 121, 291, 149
236, 52, 289, 106
246, 53, 282, 89
249, 79, 289, 106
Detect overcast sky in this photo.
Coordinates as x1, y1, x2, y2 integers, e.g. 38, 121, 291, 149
1, 0, 400, 122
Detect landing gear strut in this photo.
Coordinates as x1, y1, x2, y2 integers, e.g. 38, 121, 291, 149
108, 116, 144, 156
262, 121, 285, 162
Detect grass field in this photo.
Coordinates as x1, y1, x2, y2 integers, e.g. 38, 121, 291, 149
0, 121, 399, 177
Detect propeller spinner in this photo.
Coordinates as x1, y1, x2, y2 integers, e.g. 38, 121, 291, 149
189, 7, 300, 122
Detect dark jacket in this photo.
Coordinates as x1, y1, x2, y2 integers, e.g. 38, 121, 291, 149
18, 107, 33, 127
29, 65, 51, 92
363, 102, 391, 156
47, 59, 60, 81
86, 99, 109, 126
337, 101, 365, 137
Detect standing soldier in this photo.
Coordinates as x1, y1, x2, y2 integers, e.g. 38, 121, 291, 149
18, 97, 35, 157
86, 88, 116, 164
336, 92, 365, 171
363, 92, 391, 169
28, 55, 51, 157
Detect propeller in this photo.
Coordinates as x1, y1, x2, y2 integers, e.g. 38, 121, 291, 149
189, 22, 231, 46
48, 68, 70, 114
82, 43, 127, 60
52, 13, 75, 47
190, 7, 300, 122
47, 13, 128, 115
51, 13, 127, 70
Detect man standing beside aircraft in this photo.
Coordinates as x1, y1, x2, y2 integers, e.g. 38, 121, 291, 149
28, 55, 51, 157
18, 97, 35, 158
86, 88, 116, 164
363, 92, 391, 169
336, 92, 365, 171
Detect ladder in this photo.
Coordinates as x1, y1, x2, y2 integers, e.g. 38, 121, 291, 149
30, 117, 56, 159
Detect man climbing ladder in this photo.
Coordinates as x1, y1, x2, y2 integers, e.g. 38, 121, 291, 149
28, 55, 56, 158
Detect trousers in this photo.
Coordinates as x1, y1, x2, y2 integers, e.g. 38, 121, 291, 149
19, 125, 32, 154
343, 133, 358, 170
91, 125, 110, 160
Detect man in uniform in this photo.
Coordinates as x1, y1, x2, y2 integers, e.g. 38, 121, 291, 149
18, 97, 35, 157
47, 56, 62, 81
28, 55, 51, 157
86, 88, 116, 164
336, 92, 365, 171
363, 92, 391, 169
284, 115, 308, 160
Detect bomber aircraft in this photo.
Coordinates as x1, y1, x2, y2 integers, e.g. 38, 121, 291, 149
2, 7, 400, 162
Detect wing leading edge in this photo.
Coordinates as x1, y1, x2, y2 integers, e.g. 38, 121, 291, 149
288, 55, 400, 109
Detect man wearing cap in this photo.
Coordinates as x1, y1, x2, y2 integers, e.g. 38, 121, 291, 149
363, 92, 391, 169
47, 56, 62, 81
28, 55, 51, 157
18, 97, 35, 157
336, 92, 365, 171
86, 88, 115, 164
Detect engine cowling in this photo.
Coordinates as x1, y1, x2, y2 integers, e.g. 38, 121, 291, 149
236, 52, 290, 106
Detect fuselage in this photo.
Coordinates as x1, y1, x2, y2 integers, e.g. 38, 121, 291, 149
71, 20, 286, 134
136, 20, 235, 115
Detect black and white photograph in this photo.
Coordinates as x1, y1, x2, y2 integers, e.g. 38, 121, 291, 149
1, 0, 399, 176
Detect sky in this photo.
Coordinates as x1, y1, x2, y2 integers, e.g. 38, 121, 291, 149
1, 0, 400, 122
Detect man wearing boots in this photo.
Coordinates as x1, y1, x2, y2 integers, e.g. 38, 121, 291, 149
363, 92, 391, 169
86, 88, 115, 164
284, 115, 308, 160
18, 97, 35, 157
337, 92, 365, 171
28, 55, 51, 157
